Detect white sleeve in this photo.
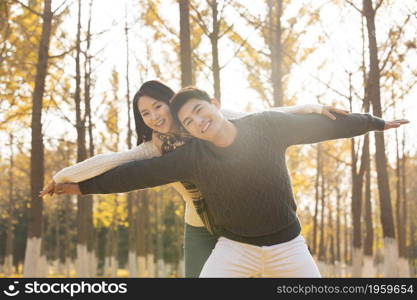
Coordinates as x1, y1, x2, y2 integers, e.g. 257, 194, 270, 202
270, 104, 323, 114
221, 105, 323, 120
221, 109, 250, 120
53, 142, 161, 183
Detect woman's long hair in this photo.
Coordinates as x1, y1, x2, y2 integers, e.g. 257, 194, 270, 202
132, 80, 175, 145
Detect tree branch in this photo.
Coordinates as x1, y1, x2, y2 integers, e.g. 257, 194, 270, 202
379, 14, 412, 73
344, 0, 363, 15
189, 2, 210, 36
10, 0, 42, 17
375, 0, 384, 11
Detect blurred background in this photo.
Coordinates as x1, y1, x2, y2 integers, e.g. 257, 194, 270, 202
0, 0, 416, 277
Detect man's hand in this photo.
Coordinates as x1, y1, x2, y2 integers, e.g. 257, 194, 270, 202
54, 183, 81, 195
39, 182, 81, 197
384, 119, 409, 130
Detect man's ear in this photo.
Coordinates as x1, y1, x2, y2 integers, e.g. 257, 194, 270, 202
211, 98, 221, 108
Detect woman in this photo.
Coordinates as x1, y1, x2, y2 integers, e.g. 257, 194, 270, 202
40, 80, 348, 277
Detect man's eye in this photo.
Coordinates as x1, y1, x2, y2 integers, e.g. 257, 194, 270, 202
185, 120, 192, 127
197, 107, 202, 113
156, 104, 162, 109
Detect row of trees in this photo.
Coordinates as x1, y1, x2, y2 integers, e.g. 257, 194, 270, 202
0, 0, 416, 277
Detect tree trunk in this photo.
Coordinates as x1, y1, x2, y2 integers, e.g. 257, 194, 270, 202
363, 0, 398, 277
335, 184, 341, 277
127, 193, 137, 277
136, 191, 147, 277
24, 0, 52, 278
4, 134, 14, 276
124, 11, 137, 277
318, 165, 326, 273
398, 135, 410, 276
351, 137, 363, 277
155, 193, 165, 277
179, 0, 193, 86
363, 134, 375, 277
74, 0, 94, 277
343, 195, 351, 277
267, 0, 283, 106
210, 0, 221, 100
145, 193, 155, 277
327, 201, 335, 277
312, 145, 321, 256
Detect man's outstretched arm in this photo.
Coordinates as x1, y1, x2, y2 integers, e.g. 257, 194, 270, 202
262, 111, 408, 146
76, 145, 194, 195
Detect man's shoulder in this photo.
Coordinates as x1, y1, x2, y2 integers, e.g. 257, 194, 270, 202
233, 110, 289, 126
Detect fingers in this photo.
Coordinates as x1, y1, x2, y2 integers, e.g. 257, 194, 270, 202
322, 110, 336, 120
322, 106, 349, 120
39, 189, 49, 198
384, 119, 410, 130
39, 186, 53, 198
394, 119, 410, 124
329, 107, 349, 115
390, 119, 410, 127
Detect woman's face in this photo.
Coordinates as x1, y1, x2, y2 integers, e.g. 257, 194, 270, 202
138, 95, 175, 134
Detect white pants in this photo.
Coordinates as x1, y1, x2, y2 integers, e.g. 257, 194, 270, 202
199, 235, 321, 277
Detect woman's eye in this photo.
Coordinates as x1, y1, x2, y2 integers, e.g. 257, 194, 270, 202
142, 112, 149, 117
156, 104, 162, 109
197, 108, 202, 113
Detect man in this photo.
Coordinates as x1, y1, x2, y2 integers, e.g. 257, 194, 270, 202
51, 87, 408, 277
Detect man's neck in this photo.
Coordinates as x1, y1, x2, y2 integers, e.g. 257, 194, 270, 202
211, 120, 237, 147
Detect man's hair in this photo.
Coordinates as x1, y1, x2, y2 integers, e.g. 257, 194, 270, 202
170, 86, 211, 122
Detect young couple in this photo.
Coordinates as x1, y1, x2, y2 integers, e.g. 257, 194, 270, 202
40, 80, 408, 277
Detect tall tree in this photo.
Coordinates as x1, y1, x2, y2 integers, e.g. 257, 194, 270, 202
4, 134, 14, 276
155, 191, 165, 277
267, 0, 284, 106
363, 0, 398, 276
124, 5, 137, 278
73, 0, 94, 277
179, 0, 193, 86
84, 0, 96, 277
24, 0, 53, 278
136, 191, 147, 277
312, 144, 321, 257
397, 129, 410, 276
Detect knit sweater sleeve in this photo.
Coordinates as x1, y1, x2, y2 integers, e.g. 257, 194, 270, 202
221, 104, 322, 121
261, 111, 385, 146
78, 144, 194, 195
53, 142, 160, 183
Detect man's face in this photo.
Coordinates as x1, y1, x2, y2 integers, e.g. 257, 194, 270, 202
177, 98, 224, 142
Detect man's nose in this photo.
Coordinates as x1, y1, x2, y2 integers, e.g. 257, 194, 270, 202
195, 116, 205, 127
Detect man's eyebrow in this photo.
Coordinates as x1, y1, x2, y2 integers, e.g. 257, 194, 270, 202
192, 103, 201, 113
182, 103, 200, 124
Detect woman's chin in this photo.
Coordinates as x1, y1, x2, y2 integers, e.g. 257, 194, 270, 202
157, 127, 170, 134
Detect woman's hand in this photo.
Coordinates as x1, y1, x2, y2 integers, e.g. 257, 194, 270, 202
300, 104, 349, 120
320, 105, 350, 120
39, 181, 56, 198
